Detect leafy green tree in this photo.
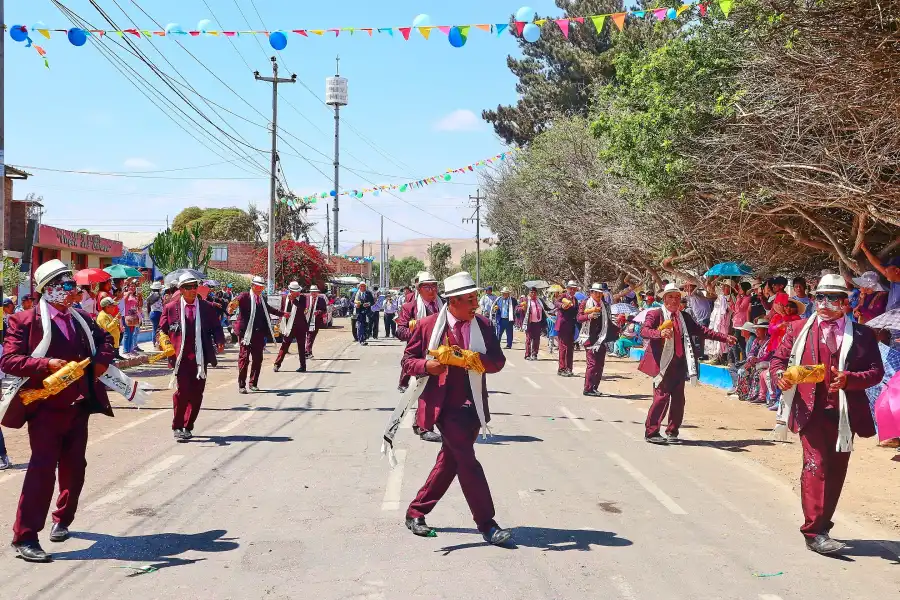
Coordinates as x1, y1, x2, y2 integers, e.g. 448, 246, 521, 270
460, 248, 526, 290
387, 256, 426, 288
206, 268, 251, 293
171, 206, 260, 241
148, 225, 212, 273
2, 257, 26, 293
428, 243, 453, 282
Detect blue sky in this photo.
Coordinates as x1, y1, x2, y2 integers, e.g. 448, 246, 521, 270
7, 0, 563, 252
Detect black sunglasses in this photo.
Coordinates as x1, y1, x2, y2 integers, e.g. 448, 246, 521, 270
181, 284, 199, 291
814, 293, 846, 301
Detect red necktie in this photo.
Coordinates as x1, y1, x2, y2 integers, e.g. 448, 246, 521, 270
822, 321, 838, 354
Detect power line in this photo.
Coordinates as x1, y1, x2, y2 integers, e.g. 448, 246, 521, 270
11, 164, 266, 180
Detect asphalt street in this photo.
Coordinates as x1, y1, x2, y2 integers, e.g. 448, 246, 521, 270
0, 323, 897, 599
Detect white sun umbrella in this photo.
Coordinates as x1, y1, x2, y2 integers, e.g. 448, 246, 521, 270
863, 308, 900, 331
611, 302, 638, 316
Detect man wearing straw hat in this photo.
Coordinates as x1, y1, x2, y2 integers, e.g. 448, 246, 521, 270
0, 259, 115, 563
234, 276, 285, 394
303, 285, 328, 359
639, 282, 736, 445
396, 272, 512, 545
274, 281, 308, 373
159, 273, 225, 442
771, 274, 883, 555
554, 280, 581, 377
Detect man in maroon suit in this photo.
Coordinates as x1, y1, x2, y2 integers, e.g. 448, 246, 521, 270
159, 273, 225, 441
395, 272, 443, 442
554, 280, 580, 376
303, 285, 328, 359
234, 276, 284, 393
521, 287, 549, 360
274, 281, 308, 373
771, 274, 883, 555
0, 259, 115, 563
639, 283, 735, 444
578, 283, 618, 397
402, 271, 512, 545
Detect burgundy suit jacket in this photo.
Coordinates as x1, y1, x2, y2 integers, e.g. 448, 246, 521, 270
280, 294, 309, 337
1, 306, 115, 429
159, 298, 225, 369
554, 293, 579, 336
770, 318, 882, 436
307, 295, 328, 329
396, 298, 440, 342
401, 313, 506, 432
638, 308, 730, 379
576, 299, 619, 346
234, 291, 284, 339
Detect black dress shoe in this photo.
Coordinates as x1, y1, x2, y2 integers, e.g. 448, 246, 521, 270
182, 429, 193, 441
398, 385, 408, 393
645, 434, 668, 445
666, 433, 682, 444
420, 431, 443, 443
12, 541, 52, 563
482, 526, 513, 546
583, 390, 600, 397
49, 523, 69, 543
173, 429, 185, 441
249, 385, 260, 392
405, 516, 434, 537
273, 364, 280, 372
175, 428, 189, 443
239, 387, 248, 394
296, 366, 306, 373
806, 533, 846, 555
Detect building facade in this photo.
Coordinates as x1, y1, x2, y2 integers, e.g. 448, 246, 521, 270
31, 224, 123, 280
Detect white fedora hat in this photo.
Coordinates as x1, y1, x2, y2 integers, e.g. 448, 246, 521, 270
814, 274, 849, 295
308, 285, 320, 293
150, 281, 163, 291
589, 283, 603, 292
500, 286, 511, 293
660, 282, 683, 299
34, 259, 72, 292
851, 271, 885, 292
287, 281, 302, 292
443, 271, 481, 298
566, 280, 579, 288
417, 271, 437, 285
251, 275, 266, 287
177, 272, 200, 288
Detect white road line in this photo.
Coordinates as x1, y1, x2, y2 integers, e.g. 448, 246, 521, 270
87, 455, 184, 510
214, 382, 231, 390
591, 408, 641, 442
89, 410, 166, 448
610, 575, 638, 600
759, 595, 784, 600
506, 359, 515, 368
607, 451, 687, 515
523, 376, 541, 389
381, 449, 407, 511
218, 407, 259, 433
560, 406, 590, 432
517, 490, 531, 504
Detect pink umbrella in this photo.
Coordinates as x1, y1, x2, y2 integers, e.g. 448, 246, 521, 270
633, 308, 651, 324
874, 372, 900, 441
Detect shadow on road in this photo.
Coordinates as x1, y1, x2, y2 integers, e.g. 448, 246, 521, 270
817, 539, 900, 565
273, 387, 330, 397
677, 438, 776, 452
434, 526, 632, 554
478, 434, 544, 444
54, 529, 239, 570
191, 435, 293, 446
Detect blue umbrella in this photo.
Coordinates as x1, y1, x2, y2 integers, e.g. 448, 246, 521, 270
575, 291, 587, 301
705, 262, 752, 277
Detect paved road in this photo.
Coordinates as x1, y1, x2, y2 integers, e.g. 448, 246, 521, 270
0, 324, 897, 599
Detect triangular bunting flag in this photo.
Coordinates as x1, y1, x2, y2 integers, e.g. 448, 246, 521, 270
555, 19, 570, 38
154, 31, 166, 36
515, 21, 526, 36
535, 19, 547, 25
591, 15, 607, 33
653, 8, 667, 20
475, 24, 491, 32
575, 17, 585, 24
208, 30, 219, 36
719, 0, 733, 17
495, 23, 508, 36
700, 3, 708, 16
633, 11, 645, 18
460, 25, 470, 39
438, 26, 451, 35
328, 29, 340, 37
362, 28, 373, 36
399, 27, 412, 40
37, 29, 50, 39
345, 28, 355, 35
116, 31, 126, 37
310, 29, 325, 36
379, 27, 394, 36
677, 4, 691, 16
419, 26, 432, 40
611, 13, 626, 31
294, 29, 308, 36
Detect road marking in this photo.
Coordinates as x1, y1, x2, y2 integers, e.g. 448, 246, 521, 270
218, 407, 259, 433
506, 359, 515, 368
591, 408, 641, 442
759, 595, 784, 600
214, 382, 231, 390
381, 449, 407, 511
87, 455, 184, 510
517, 490, 531, 505
523, 376, 541, 389
610, 575, 638, 600
560, 406, 590, 431
607, 451, 686, 515
89, 410, 166, 448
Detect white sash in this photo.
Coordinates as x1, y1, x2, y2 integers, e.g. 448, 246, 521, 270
168, 297, 205, 390
307, 295, 319, 332
241, 291, 277, 346
416, 294, 443, 320
281, 295, 298, 334
579, 297, 610, 352
654, 307, 697, 387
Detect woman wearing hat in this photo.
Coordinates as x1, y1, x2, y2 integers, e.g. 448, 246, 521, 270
233, 276, 285, 393
96, 297, 124, 359
0, 259, 116, 562
851, 271, 888, 324
730, 320, 772, 404
704, 278, 735, 365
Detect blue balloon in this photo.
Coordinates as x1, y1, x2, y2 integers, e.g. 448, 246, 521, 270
667, 8, 678, 19
515, 6, 537, 23
67, 28, 87, 47
448, 26, 466, 48
165, 23, 185, 36
412, 14, 431, 28
329, 190, 337, 197
10, 25, 28, 43
269, 30, 287, 51
522, 23, 541, 43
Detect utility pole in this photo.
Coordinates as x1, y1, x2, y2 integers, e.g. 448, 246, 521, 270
326, 57, 348, 254
255, 57, 296, 293
325, 203, 331, 257
464, 189, 484, 289
386, 238, 390, 288
379, 216, 384, 289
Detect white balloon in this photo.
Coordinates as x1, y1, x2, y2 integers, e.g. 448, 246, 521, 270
197, 19, 212, 34
412, 14, 431, 28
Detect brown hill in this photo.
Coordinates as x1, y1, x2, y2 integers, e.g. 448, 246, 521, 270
344, 237, 486, 266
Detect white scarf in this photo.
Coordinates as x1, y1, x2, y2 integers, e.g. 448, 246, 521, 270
773, 316, 854, 451
241, 290, 276, 346
654, 307, 697, 387
579, 297, 610, 353
415, 293, 443, 320
168, 297, 205, 390
307, 294, 319, 332
0, 298, 148, 419
493, 296, 515, 320
380, 305, 490, 467
281, 295, 298, 334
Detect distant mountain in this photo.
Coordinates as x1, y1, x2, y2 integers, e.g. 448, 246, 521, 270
344, 237, 488, 266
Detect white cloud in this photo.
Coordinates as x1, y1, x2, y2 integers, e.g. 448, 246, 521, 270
433, 109, 484, 132
123, 157, 157, 170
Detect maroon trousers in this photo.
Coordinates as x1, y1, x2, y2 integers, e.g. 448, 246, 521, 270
644, 359, 687, 438
13, 406, 89, 544
799, 410, 850, 538
304, 329, 319, 355
275, 330, 307, 370
173, 361, 207, 431
584, 348, 606, 392
407, 407, 497, 533
237, 332, 266, 388
524, 322, 542, 358
557, 331, 575, 372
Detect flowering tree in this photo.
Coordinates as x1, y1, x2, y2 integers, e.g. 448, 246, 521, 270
252, 240, 332, 290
